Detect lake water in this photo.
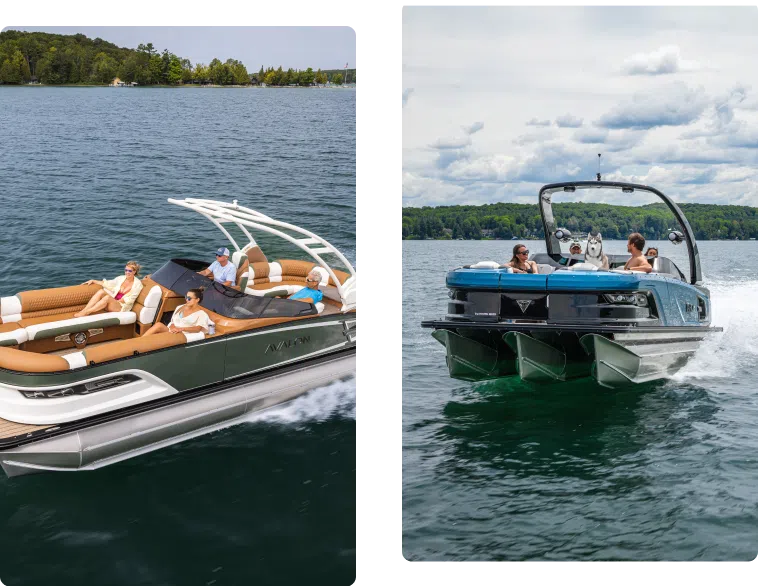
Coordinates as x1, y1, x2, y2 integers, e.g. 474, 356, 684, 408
403, 239, 758, 561
0, 87, 355, 585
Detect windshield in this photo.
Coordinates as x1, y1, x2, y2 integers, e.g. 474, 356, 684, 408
151, 259, 317, 320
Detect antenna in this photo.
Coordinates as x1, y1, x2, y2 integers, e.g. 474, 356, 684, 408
596, 153, 602, 181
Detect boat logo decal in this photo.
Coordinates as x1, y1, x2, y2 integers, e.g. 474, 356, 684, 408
55, 334, 71, 342
265, 335, 311, 354
73, 332, 87, 345
516, 300, 532, 313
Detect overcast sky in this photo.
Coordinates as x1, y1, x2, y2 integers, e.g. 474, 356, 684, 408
403, 7, 758, 208
6, 26, 355, 71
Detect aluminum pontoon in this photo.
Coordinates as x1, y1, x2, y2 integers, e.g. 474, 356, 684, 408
422, 181, 721, 388
0, 198, 356, 476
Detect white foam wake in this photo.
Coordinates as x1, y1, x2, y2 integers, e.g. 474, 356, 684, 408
244, 377, 356, 424
672, 278, 758, 382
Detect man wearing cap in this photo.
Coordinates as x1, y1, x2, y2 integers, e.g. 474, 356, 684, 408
198, 247, 237, 287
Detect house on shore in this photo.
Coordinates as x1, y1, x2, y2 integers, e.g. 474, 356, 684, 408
110, 77, 138, 87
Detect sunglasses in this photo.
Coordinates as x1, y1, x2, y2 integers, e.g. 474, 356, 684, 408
518, 250, 529, 255
215, 254, 224, 257
185, 296, 197, 301
125, 268, 134, 273
306, 278, 319, 283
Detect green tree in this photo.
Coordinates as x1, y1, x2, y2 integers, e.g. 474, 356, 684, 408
194, 62, 208, 83
148, 54, 163, 84
333, 73, 343, 85
180, 58, 193, 83
92, 51, 117, 83
300, 67, 315, 86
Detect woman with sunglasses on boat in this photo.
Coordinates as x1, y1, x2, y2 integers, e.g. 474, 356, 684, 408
143, 287, 211, 337
74, 261, 144, 317
505, 244, 539, 274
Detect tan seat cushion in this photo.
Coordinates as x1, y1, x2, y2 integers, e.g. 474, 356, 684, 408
0, 323, 27, 347
0, 346, 69, 373
84, 332, 186, 365
17, 283, 101, 313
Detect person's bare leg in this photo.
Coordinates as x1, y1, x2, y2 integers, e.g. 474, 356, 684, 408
104, 297, 122, 312
76, 295, 111, 317
143, 322, 169, 337
74, 290, 108, 317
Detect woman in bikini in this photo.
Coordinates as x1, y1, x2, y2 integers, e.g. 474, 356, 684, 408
74, 260, 143, 317
505, 244, 539, 274
143, 287, 211, 337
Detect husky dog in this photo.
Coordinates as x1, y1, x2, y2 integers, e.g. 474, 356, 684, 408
585, 232, 610, 269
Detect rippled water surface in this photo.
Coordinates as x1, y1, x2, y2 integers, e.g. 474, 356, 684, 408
403, 239, 758, 561
0, 87, 355, 585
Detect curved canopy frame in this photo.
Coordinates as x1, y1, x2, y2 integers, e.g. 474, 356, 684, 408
168, 198, 356, 308
538, 181, 702, 285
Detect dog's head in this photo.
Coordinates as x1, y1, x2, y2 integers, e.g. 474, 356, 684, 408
585, 232, 604, 259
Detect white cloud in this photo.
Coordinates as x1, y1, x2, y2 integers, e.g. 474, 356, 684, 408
573, 127, 609, 144
621, 45, 700, 76
555, 114, 583, 128
430, 135, 471, 150
463, 121, 484, 135
404, 7, 758, 207
595, 83, 709, 129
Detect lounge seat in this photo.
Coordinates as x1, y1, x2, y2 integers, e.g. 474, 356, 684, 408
24, 312, 137, 342
68, 331, 187, 368
0, 323, 27, 347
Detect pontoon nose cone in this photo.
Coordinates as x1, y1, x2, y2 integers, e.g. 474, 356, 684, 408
580, 334, 642, 388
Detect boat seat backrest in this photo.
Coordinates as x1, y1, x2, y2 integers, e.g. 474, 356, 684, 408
651, 256, 685, 281
1, 283, 101, 324
536, 264, 555, 275
242, 259, 351, 289
231, 251, 250, 290
130, 279, 164, 325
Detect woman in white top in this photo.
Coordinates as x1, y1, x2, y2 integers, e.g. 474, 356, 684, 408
143, 287, 211, 337
75, 260, 144, 317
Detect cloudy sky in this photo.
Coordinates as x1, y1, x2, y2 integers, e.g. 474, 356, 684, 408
403, 7, 758, 208
8, 26, 355, 71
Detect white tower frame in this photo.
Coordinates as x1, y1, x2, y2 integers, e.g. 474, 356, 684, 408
168, 198, 356, 311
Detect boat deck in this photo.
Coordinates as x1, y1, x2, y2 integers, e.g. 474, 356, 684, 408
0, 417, 52, 439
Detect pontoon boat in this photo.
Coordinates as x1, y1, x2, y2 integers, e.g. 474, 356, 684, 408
0, 199, 356, 476
422, 181, 720, 388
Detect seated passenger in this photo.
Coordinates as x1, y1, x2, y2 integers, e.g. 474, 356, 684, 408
266, 271, 325, 303
75, 261, 144, 317
623, 233, 653, 273
505, 244, 539, 274
288, 270, 325, 304
645, 247, 659, 258
569, 242, 582, 255
143, 288, 210, 336
197, 247, 236, 287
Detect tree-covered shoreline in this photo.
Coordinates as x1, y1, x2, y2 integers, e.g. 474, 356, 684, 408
402, 202, 758, 241
0, 30, 355, 87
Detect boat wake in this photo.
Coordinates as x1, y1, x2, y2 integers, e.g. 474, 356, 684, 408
244, 377, 356, 424
672, 278, 758, 382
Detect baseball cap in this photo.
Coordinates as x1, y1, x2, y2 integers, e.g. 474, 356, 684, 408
216, 247, 230, 257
